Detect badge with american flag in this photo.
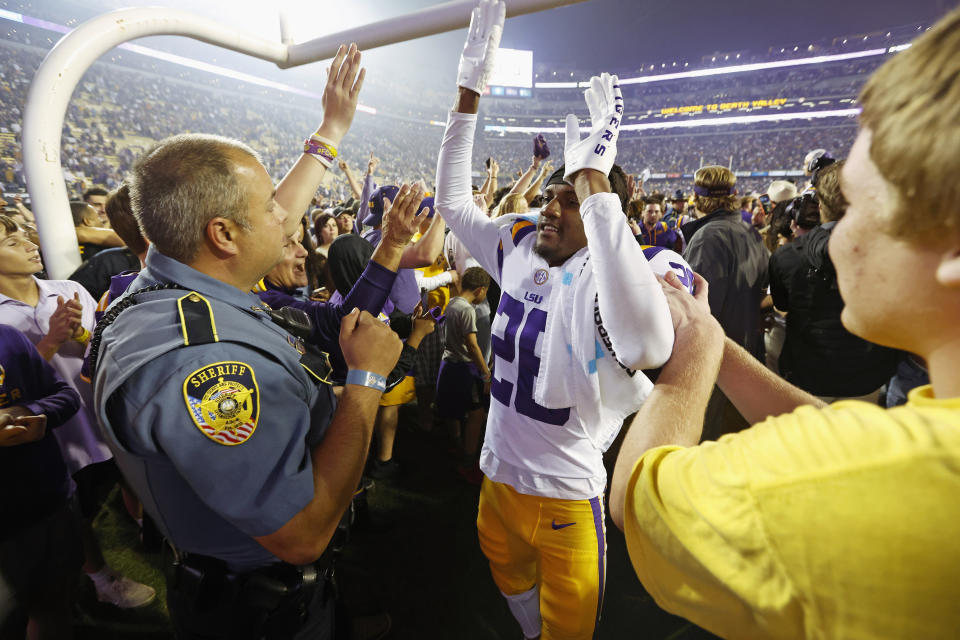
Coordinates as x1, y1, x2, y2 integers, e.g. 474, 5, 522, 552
182, 361, 259, 446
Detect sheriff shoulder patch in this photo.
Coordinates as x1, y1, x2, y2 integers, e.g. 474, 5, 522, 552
183, 361, 259, 446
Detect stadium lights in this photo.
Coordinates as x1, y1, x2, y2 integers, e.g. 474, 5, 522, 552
532, 46, 907, 89
483, 107, 861, 134
535, 81, 579, 88
588, 48, 889, 87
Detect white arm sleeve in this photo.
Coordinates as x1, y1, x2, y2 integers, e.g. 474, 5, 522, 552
414, 270, 454, 292
582, 192, 674, 370
435, 111, 503, 280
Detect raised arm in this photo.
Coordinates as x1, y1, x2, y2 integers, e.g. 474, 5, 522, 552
415, 268, 456, 292
523, 160, 552, 204
338, 160, 362, 200
13, 195, 35, 223
275, 44, 365, 237
399, 189, 447, 269
507, 157, 540, 198
434, 0, 507, 278
484, 158, 499, 206
295, 184, 430, 338
568, 73, 673, 369
478, 160, 494, 208
355, 168, 377, 235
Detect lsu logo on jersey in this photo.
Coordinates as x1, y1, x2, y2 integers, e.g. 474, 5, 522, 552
641, 245, 695, 294
183, 361, 259, 446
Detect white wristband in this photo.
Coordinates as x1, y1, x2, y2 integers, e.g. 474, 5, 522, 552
345, 369, 387, 393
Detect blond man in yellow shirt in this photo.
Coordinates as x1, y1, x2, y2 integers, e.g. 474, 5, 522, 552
610, 10, 960, 639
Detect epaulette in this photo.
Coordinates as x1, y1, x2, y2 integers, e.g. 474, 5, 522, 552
176, 292, 218, 346
91, 285, 333, 386
88, 284, 217, 377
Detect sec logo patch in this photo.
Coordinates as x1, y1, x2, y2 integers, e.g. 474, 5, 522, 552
183, 361, 259, 446
533, 268, 548, 285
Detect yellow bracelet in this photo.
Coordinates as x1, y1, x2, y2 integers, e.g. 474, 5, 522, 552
72, 326, 91, 346
303, 134, 338, 168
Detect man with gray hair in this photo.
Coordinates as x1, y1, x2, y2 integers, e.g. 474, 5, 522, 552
91, 44, 416, 639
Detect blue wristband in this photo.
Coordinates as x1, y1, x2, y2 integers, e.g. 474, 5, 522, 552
345, 369, 387, 392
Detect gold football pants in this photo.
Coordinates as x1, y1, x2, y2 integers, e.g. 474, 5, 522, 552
478, 478, 606, 640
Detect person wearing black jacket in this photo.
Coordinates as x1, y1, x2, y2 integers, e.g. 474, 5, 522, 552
682, 167, 769, 362
769, 163, 899, 399
681, 166, 770, 440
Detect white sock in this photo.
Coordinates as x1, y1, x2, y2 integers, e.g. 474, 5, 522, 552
502, 586, 541, 639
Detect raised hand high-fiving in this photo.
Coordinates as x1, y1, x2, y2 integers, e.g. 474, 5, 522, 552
381, 183, 429, 250
458, 0, 506, 95
319, 43, 366, 143
563, 73, 624, 184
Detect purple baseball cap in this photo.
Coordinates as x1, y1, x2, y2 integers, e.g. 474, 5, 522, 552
362, 185, 399, 227
363, 187, 435, 226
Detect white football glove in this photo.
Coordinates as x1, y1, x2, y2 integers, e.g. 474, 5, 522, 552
457, 0, 506, 95
563, 73, 624, 183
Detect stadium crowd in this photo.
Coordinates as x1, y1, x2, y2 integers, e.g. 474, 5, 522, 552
1, 2, 957, 640
1, 29, 869, 200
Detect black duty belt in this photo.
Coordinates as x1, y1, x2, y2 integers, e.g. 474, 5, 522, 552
164, 543, 336, 636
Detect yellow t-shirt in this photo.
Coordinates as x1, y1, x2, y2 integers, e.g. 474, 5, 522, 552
624, 386, 960, 639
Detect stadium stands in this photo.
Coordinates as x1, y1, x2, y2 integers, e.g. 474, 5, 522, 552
0, 12, 925, 199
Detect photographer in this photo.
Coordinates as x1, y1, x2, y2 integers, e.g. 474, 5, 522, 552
769, 163, 898, 400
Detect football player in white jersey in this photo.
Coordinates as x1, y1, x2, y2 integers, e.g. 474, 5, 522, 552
433, 3, 682, 638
